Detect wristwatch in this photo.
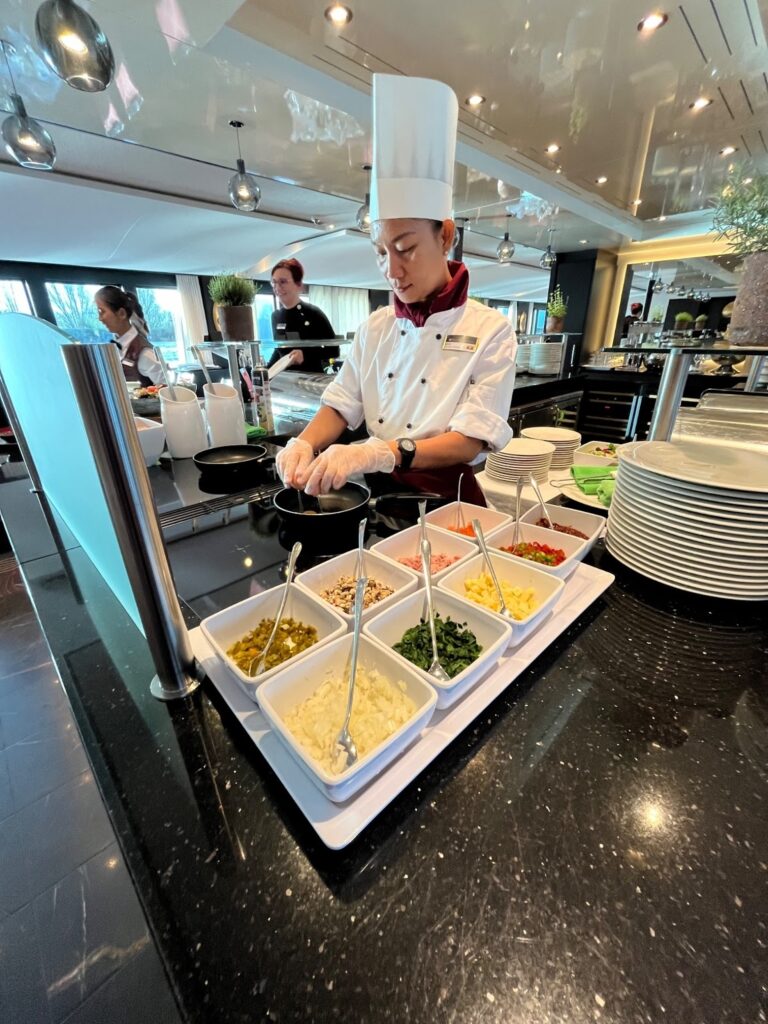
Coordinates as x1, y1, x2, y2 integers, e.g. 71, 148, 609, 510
396, 437, 417, 471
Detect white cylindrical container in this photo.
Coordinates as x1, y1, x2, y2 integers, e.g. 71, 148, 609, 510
158, 385, 207, 459
203, 382, 246, 447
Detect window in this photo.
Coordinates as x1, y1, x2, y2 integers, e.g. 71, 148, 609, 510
45, 282, 187, 362
532, 305, 547, 333
45, 283, 111, 343
0, 279, 33, 315
135, 287, 186, 362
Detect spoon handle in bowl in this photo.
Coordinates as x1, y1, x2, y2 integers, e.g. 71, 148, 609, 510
472, 519, 509, 618
420, 537, 441, 664
341, 575, 368, 735
252, 541, 301, 676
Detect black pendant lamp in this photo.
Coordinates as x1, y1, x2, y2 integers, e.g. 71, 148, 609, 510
228, 120, 261, 212
35, 0, 114, 92
496, 216, 515, 263
1, 40, 56, 170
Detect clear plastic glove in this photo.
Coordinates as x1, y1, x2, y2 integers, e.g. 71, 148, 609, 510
276, 437, 313, 488
300, 438, 396, 496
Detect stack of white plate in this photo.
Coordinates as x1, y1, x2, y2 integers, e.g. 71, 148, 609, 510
606, 439, 768, 600
528, 342, 564, 376
521, 426, 582, 469
515, 345, 531, 373
485, 438, 555, 484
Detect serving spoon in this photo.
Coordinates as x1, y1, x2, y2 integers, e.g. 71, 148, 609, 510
472, 518, 514, 620
333, 574, 368, 770
248, 541, 301, 677
421, 536, 450, 683
156, 348, 177, 402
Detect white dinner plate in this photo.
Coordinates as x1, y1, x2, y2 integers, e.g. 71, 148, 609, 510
617, 466, 768, 519
609, 488, 768, 545
619, 439, 768, 493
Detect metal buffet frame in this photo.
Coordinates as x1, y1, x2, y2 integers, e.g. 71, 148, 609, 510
62, 344, 202, 701
609, 346, 768, 441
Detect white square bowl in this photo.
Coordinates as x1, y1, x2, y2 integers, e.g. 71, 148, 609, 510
520, 503, 605, 557
573, 440, 620, 467
200, 584, 347, 702
134, 416, 166, 466
437, 551, 565, 645
371, 523, 477, 583
363, 587, 512, 709
295, 547, 419, 626
485, 520, 588, 579
424, 500, 511, 537
256, 633, 437, 803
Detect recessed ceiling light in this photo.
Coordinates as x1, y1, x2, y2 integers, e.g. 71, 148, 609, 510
546, 143, 560, 154
631, 198, 643, 205
595, 175, 608, 185
689, 97, 712, 111
743, 177, 753, 184
719, 145, 737, 156
658, 215, 667, 221
555, 166, 562, 174
465, 94, 485, 107
637, 12, 668, 32
579, 239, 589, 244
324, 3, 352, 26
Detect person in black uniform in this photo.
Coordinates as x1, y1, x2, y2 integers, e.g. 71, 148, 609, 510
269, 259, 339, 373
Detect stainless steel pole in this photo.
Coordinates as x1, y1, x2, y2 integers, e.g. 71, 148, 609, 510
647, 348, 694, 442
63, 344, 201, 701
745, 355, 766, 393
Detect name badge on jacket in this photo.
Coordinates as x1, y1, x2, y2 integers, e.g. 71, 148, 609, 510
442, 334, 479, 353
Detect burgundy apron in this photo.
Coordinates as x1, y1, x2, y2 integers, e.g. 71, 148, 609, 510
367, 462, 487, 507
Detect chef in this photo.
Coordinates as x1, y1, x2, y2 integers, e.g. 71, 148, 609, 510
269, 258, 339, 373
276, 74, 517, 503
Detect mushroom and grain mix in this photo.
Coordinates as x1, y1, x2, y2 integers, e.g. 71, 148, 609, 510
320, 575, 394, 614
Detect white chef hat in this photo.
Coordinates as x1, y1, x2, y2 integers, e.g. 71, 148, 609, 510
369, 74, 458, 223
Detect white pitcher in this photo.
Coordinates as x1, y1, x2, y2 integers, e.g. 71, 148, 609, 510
203, 382, 246, 447
158, 385, 207, 459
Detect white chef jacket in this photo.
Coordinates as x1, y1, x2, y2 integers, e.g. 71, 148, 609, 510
322, 300, 517, 464
117, 327, 165, 386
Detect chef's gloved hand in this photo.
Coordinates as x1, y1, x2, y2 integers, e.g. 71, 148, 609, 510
276, 437, 314, 488
300, 438, 396, 496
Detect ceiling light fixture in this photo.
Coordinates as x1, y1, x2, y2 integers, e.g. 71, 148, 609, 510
595, 175, 608, 185
631, 198, 643, 206
689, 97, 712, 111
539, 227, 557, 269
465, 94, 485, 107
227, 120, 261, 212
0, 40, 56, 170
743, 177, 753, 185
719, 145, 737, 156
35, 0, 114, 92
497, 216, 515, 263
546, 143, 560, 155
579, 239, 589, 244
658, 214, 667, 221
637, 11, 668, 32
554, 166, 562, 174
324, 3, 353, 26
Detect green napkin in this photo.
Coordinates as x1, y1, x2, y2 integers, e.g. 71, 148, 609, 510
570, 465, 617, 495
596, 480, 615, 507
245, 423, 268, 438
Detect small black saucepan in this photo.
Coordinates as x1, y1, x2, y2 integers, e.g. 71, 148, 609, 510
273, 482, 450, 547
193, 444, 268, 486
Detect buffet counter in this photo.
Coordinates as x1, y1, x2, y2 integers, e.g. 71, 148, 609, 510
0, 460, 765, 1024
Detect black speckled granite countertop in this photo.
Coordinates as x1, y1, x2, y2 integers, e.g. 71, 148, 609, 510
1, 467, 766, 1024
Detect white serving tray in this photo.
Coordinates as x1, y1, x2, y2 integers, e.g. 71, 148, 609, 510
190, 560, 614, 850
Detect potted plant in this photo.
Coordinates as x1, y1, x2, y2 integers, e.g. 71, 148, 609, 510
674, 311, 694, 329
545, 285, 568, 333
712, 170, 768, 346
208, 275, 256, 341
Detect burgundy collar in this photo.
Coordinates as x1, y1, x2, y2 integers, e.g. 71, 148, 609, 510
394, 261, 469, 328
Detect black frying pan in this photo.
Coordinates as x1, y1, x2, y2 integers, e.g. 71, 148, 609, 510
193, 444, 268, 485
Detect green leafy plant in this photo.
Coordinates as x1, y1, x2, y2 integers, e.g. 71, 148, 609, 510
674, 311, 694, 323
695, 314, 708, 322
546, 285, 568, 318
208, 274, 256, 306
650, 306, 664, 322
712, 170, 768, 255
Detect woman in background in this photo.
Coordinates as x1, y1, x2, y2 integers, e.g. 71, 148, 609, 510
94, 287, 164, 387
270, 259, 339, 372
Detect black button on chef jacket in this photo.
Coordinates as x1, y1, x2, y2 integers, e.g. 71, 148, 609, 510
270, 302, 340, 373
